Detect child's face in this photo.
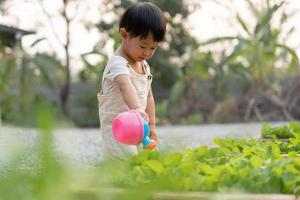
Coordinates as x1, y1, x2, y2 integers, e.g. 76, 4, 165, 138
121, 30, 159, 62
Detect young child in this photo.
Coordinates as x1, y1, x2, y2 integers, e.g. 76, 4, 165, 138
97, 2, 166, 160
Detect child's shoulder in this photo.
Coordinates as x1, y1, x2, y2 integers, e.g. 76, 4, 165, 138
107, 55, 128, 67
104, 55, 130, 80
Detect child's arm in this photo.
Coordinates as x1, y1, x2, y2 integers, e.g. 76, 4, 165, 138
145, 88, 158, 140
115, 74, 149, 121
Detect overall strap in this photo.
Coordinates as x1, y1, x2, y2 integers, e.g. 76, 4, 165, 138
143, 61, 153, 80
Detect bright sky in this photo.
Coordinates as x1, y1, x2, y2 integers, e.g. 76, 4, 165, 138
0, 0, 103, 75
188, 0, 300, 49
1, 0, 300, 75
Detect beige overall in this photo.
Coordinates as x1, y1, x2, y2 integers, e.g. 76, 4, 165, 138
97, 56, 152, 160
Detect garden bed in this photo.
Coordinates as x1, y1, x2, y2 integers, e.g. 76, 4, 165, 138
153, 192, 300, 200
110, 124, 300, 199
70, 188, 300, 200
261, 122, 300, 140
70, 186, 300, 200
1, 123, 299, 200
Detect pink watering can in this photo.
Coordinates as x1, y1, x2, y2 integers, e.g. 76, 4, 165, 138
112, 110, 157, 150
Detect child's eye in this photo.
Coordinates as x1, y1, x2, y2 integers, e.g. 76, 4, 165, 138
140, 45, 146, 49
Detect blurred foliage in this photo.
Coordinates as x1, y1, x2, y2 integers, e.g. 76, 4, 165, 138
167, 0, 300, 123
0, 42, 66, 126
68, 82, 100, 127
201, 0, 298, 91
0, 104, 71, 200
1, 0, 300, 126
210, 97, 240, 123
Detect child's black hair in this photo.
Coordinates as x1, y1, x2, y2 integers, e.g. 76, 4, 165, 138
119, 2, 166, 42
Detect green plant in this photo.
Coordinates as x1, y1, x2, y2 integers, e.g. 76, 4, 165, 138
261, 122, 300, 139
113, 135, 300, 195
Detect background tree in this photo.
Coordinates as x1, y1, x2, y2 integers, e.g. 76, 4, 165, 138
2, 0, 300, 126
200, 0, 299, 121
0, 0, 72, 125
36, 0, 79, 113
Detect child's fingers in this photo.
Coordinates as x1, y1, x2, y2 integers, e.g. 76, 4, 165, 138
139, 110, 149, 122
150, 131, 158, 141
134, 108, 149, 122
142, 113, 149, 122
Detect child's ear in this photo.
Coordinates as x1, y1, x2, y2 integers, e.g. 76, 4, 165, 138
119, 28, 129, 39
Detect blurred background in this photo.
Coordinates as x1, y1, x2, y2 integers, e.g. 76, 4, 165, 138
0, 0, 300, 128
1, 1, 300, 199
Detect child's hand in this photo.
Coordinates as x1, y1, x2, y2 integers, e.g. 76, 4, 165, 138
149, 125, 158, 142
135, 108, 149, 122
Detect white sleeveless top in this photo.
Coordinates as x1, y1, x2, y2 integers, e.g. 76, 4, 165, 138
97, 55, 152, 160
